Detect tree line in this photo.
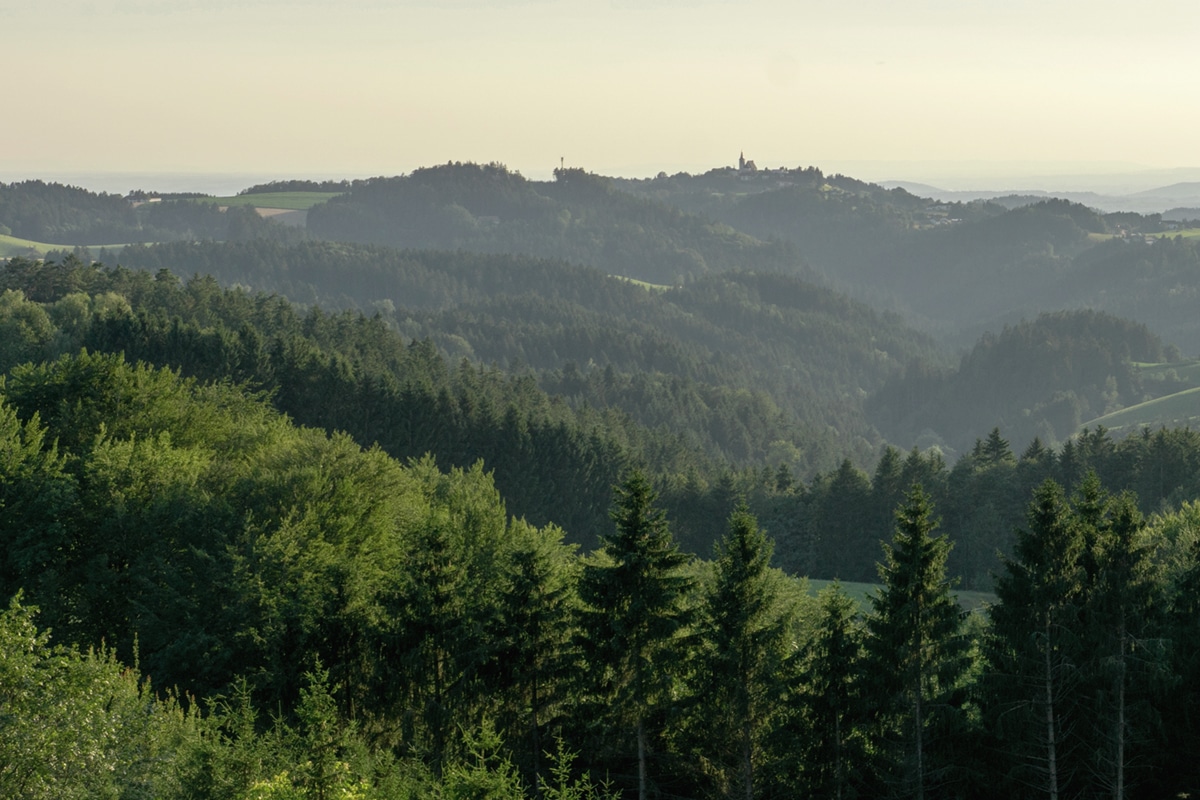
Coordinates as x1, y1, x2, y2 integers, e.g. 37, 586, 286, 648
4, 260, 1200, 796
0, 180, 303, 246
112, 240, 940, 469
3, 355, 1199, 798
8, 257, 1200, 585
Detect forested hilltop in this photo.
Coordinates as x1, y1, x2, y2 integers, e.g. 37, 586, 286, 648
305, 164, 803, 286
617, 167, 1200, 351
111, 238, 1197, 464
113, 239, 943, 470
9, 162, 1200, 796
0, 179, 303, 247
7, 257, 1200, 586
5, 338, 1200, 798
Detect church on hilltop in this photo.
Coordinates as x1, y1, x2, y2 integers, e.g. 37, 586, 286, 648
738, 151, 758, 173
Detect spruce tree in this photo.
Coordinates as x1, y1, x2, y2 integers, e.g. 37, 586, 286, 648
492, 520, 579, 786
988, 478, 1086, 800
796, 582, 868, 800
695, 501, 793, 800
1164, 523, 1200, 796
1083, 491, 1167, 800
863, 484, 970, 800
577, 470, 693, 800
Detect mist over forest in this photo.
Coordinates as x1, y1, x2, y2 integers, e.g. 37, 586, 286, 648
5, 160, 1200, 799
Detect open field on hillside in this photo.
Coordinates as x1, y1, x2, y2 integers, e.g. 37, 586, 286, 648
611, 274, 673, 291
0, 234, 50, 257
0, 234, 135, 257
1075, 360, 1200, 434
807, 578, 994, 612
1083, 386, 1200, 434
204, 191, 342, 210
1136, 360, 1200, 383
1152, 228, 1200, 240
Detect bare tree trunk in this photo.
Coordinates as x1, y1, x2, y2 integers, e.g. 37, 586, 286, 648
1115, 621, 1126, 800
531, 678, 542, 798
1045, 614, 1059, 800
742, 715, 753, 800
834, 715, 844, 800
915, 688, 924, 800
1116, 675, 1125, 800
638, 716, 647, 800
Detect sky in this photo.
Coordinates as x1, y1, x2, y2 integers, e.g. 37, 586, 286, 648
4, 0, 1199, 192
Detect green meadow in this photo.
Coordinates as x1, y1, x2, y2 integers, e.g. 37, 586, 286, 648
1070, 360, 1200, 434
0, 234, 51, 257
1135, 360, 1200, 383
1082, 386, 1200, 434
807, 578, 994, 612
1, 234, 141, 259
611, 274, 674, 291
203, 191, 342, 210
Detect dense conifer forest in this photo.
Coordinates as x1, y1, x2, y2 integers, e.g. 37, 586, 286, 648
5, 163, 1200, 798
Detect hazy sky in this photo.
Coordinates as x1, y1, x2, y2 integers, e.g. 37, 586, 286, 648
4, 0, 1199, 188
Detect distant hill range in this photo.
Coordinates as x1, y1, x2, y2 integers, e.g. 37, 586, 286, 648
881, 180, 1200, 218
11, 161, 1200, 463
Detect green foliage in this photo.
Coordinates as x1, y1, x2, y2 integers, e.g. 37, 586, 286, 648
868, 310, 1170, 455
576, 470, 694, 798
987, 476, 1174, 798
987, 479, 1086, 798
0, 289, 57, 372
12, 161, 1200, 800
863, 485, 973, 799
0, 180, 303, 246
539, 738, 619, 800
1080, 488, 1170, 797
490, 520, 580, 784
214, 192, 343, 210
113, 240, 934, 474
4, 262, 1200, 798
0, 180, 140, 245
0, 400, 75, 610
687, 502, 799, 800
788, 583, 870, 799
441, 722, 526, 800
0, 595, 195, 800
306, 163, 800, 286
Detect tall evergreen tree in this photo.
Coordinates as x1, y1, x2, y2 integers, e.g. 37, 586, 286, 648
812, 459, 874, 581
794, 582, 868, 800
1082, 491, 1167, 800
693, 501, 794, 800
863, 484, 970, 800
491, 520, 579, 786
988, 479, 1086, 800
577, 470, 693, 800
1163, 521, 1200, 796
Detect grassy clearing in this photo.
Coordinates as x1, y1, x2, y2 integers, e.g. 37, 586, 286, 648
1136, 360, 1200, 384
202, 191, 342, 210
610, 274, 674, 291
0, 234, 53, 257
1151, 228, 1200, 240
807, 578, 994, 612
1081, 386, 1200, 434
1081, 359, 1200, 433
1, 234, 139, 258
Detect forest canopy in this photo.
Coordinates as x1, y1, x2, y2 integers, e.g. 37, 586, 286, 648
6, 161, 1200, 798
